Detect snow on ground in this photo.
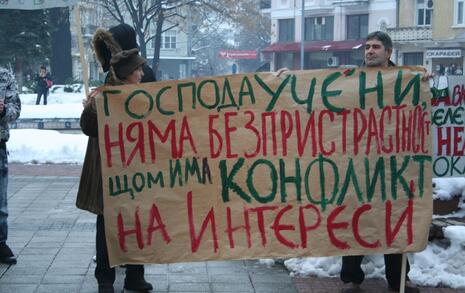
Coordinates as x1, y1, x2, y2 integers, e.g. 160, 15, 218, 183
409, 226, 465, 288
10, 89, 465, 289
9, 129, 86, 164
285, 226, 465, 289
19, 88, 84, 119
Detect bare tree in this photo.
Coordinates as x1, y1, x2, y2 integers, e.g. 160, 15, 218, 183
98, 0, 265, 75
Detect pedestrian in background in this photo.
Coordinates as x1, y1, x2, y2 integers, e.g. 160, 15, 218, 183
35, 65, 52, 105
76, 28, 153, 293
0, 66, 21, 264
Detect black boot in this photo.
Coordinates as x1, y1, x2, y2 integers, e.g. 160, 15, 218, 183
98, 283, 114, 293
0, 243, 17, 264
124, 276, 153, 291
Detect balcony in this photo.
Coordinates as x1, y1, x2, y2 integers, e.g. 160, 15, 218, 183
332, 0, 369, 6
386, 27, 432, 42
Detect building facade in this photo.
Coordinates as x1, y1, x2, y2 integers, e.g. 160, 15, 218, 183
387, 0, 465, 77
146, 24, 195, 80
263, 0, 396, 70
70, 4, 111, 82
70, 4, 194, 83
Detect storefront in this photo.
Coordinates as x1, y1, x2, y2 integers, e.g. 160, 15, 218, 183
263, 40, 364, 70
426, 49, 464, 76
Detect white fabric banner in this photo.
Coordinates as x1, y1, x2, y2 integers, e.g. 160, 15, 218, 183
0, 0, 77, 10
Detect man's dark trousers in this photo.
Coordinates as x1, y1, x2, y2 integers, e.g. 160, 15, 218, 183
340, 254, 410, 290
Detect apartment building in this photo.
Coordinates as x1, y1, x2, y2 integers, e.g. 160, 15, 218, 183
262, 0, 396, 70
387, 0, 465, 76
70, 4, 194, 82
70, 4, 111, 82
146, 25, 195, 80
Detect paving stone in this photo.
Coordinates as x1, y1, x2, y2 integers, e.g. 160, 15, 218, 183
14, 254, 56, 263
253, 282, 298, 292
42, 274, 85, 284
144, 264, 168, 274
255, 288, 298, 293
35, 283, 81, 293
144, 273, 168, 284
207, 266, 248, 275
47, 266, 90, 275
209, 273, 250, 283
168, 273, 209, 283
169, 262, 208, 274
251, 273, 293, 284
147, 281, 169, 291
19, 247, 60, 255
0, 273, 43, 284
0, 284, 37, 293
169, 282, 210, 292
210, 282, 254, 292
5, 265, 49, 275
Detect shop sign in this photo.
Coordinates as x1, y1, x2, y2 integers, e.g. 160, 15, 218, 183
219, 50, 257, 59
426, 49, 462, 58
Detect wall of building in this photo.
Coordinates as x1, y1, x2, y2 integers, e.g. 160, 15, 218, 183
433, 0, 462, 39
369, 0, 397, 32
398, 0, 415, 27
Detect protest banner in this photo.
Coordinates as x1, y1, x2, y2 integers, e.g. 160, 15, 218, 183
431, 75, 465, 177
95, 67, 433, 266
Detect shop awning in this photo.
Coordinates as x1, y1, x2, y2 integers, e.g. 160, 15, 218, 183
262, 40, 364, 53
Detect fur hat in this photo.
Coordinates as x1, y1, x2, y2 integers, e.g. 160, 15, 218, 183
110, 48, 146, 80
92, 28, 122, 72
92, 24, 139, 73
109, 24, 138, 51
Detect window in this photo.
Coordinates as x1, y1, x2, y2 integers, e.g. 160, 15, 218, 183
456, 0, 465, 25
278, 19, 295, 42
304, 16, 334, 41
403, 52, 424, 66
346, 15, 368, 40
417, 0, 433, 26
162, 31, 177, 49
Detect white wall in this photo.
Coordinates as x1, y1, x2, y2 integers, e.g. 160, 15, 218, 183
269, 0, 397, 43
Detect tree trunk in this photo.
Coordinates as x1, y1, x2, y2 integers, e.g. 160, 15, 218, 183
137, 29, 147, 58
152, 10, 164, 80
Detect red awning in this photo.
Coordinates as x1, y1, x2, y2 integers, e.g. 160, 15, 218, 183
262, 40, 364, 53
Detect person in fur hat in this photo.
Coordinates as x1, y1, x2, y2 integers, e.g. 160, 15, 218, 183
76, 28, 153, 293
93, 23, 155, 83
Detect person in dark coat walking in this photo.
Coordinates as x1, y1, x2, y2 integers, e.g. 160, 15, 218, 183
35, 65, 52, 105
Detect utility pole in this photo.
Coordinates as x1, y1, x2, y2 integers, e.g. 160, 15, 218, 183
186, 0, 193, 77
300, 0, 305, 69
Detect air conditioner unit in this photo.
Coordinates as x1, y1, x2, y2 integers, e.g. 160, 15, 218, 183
327, 56, 339, 67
